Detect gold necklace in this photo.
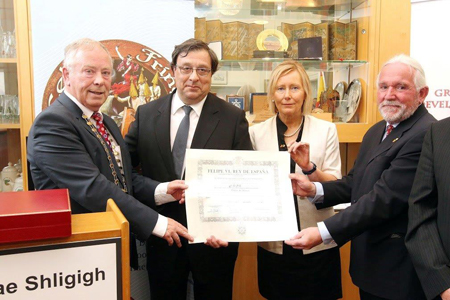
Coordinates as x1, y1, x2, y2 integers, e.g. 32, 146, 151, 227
82, 114, 128, 193
284, 118, 304, 137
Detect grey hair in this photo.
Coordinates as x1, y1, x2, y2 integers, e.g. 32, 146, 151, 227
377, 54, 427, 90
63, 38, 113, 70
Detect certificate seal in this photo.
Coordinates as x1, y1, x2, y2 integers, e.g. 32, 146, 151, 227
238, 224, 246, 235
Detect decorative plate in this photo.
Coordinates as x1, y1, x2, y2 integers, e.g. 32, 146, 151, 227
256, 29, 289, 51
343, 79, 362, 122
334, 81, 347, 102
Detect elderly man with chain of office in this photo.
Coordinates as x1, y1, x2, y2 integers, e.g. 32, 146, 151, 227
27, 38, 193, 270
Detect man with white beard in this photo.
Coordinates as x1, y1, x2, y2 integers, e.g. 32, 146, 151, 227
286, 54, 436, 300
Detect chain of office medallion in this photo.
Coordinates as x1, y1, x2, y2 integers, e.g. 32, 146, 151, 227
82, 114, 128, 193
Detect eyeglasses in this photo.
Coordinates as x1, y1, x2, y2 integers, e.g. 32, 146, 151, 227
176, 65, 211, 77
275, 86, 303, 95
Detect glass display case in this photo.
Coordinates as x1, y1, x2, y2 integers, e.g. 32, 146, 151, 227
194, 0, 372, 142
0, 0, 20, 190
0, 0, 33, 191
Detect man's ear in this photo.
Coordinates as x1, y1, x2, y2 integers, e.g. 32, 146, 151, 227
62, 67, 70, 86
418, 86, 429, 105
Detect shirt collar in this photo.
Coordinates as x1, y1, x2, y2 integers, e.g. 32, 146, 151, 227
386, 122, 399, 129
64, 90, 98, 119
171, 91, 207, 116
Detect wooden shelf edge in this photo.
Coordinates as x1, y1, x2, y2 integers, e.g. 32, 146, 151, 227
0, 58, 18, 64
0, 123, 20, 129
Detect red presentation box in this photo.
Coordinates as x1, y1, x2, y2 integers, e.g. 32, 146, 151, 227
0, 189, 72, 244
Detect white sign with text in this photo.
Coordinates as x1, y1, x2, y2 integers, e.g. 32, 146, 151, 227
0, 240, 119, 299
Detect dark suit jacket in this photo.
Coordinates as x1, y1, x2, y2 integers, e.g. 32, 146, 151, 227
319, 104, 436, 299
125, 91, 253, 227
27, 92, 160, 241
406, 117, 450, 300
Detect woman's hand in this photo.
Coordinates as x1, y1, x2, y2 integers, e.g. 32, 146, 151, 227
288, 142, 312, 171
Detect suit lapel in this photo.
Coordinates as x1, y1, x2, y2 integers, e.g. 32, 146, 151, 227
155, 93, 176, 176
367, 104, 427, 163
365, 122, 391, 163
58, 93, 99, 140
191, 94, 219, 149
56, 93, 97, 138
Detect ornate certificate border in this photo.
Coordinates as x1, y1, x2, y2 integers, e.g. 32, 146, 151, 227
196, 156, 282, 222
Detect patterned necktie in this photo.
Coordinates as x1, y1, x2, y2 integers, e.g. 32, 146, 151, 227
172, 105, 192, 179
386, 124, 394, 137
92, 112, 112, 149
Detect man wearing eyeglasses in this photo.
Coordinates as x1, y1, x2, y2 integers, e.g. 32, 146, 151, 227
125, 38, 252, 300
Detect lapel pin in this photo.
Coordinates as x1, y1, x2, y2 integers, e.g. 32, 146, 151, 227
392, 138, 398, 143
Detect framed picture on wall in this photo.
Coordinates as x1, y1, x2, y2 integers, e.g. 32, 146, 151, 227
249, 92, 267, 114
226, 96, 245, 110
212, 70, 227, 85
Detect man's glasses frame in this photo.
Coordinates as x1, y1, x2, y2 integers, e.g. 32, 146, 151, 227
175, 65, 211, 77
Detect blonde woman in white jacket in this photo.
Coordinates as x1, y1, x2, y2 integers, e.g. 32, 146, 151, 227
249, 60, 342, 300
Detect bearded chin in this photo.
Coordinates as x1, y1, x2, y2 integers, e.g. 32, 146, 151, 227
379, 106, 405, 123
379, 98, 420, 124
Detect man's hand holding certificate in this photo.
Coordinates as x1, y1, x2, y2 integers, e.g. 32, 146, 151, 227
185, 149, 298, 243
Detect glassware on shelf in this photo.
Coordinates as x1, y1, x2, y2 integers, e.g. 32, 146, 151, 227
12, 95, 19, 123
0, 95, 19, 124
1, 30, 16, 58
14, 159, 22, 173
0, 95, 3, 123
1, 162, 18, 192
13, 173, 23, 192
8, 30, 15, 58
2, 94, 11, 123
1, 32, 9, 57
0, 23, 3, 58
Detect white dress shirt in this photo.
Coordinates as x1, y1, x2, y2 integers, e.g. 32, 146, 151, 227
153, 92, 207, 205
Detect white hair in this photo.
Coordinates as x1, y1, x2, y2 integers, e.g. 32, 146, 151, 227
376, 54, 426, 90
63, 38, 113, 70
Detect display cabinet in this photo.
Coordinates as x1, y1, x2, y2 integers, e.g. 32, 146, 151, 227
194, 0, 373, 143
195, 1, 412, 300
0, 0, 33, 191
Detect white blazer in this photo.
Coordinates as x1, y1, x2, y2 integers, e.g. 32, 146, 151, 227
249, 114, 341, 255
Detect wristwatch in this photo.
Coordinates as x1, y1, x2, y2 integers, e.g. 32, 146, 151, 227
302, 161, 317, 175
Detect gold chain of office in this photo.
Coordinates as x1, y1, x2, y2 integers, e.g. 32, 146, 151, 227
82, 114, 128, 193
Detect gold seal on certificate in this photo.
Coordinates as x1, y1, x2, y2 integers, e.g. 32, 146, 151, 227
184, 149, 298, 243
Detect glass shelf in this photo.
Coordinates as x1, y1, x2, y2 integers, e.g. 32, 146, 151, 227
218, 59, 368, 72
195, 0, 369, 24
